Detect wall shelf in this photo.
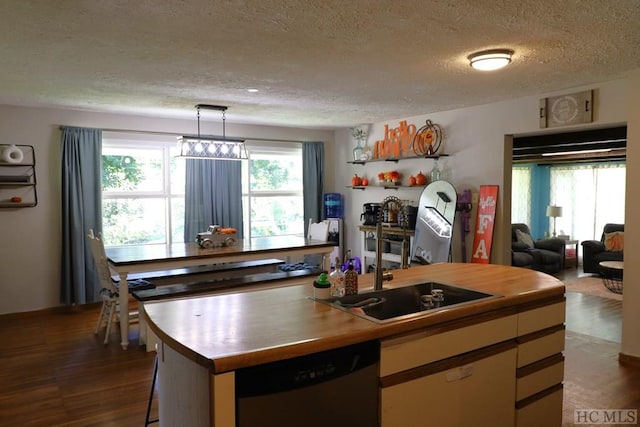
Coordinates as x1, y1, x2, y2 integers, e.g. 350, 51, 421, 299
348, 153, 449, 165
347, 185, 426, 191
0, 145, 37, 208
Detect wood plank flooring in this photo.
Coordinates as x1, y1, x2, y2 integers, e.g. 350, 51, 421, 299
0, 268, 638, 426
0, 304, 157, 426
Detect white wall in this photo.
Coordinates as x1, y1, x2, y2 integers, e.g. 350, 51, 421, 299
333, 76, 638, 359
622, 70, 640, 358
0, 106, 334, 314
334, 78, 629, 267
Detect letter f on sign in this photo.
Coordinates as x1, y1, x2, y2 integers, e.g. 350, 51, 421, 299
476, 214, 493, 234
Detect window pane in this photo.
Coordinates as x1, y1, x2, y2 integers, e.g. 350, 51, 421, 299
550, 164, 625, 243
251, 196, 304, 237
170, 146, 185, 194
102, 198, 167, 245
102, 147, 163, 192
511, 167, 531, 224
250, 154, 302, 191
171, 197, 185, 243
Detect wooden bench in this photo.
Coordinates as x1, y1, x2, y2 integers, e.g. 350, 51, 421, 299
132, 267, 320, 351
119, 258, 286, 286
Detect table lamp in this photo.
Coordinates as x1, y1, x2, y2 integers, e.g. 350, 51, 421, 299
546, 205, 563, 237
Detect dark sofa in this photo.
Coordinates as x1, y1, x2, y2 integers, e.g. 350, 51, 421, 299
581, 223, 624, 274
511, 223, 565, 274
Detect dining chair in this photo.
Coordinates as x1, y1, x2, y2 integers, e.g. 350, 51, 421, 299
306, 219, 330, 268
307, 219, 329, 241
87, 229, 121, 344
87, 229, 155, 345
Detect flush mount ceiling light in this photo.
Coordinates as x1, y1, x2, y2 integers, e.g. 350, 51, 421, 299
468, 49, 514, 71
177, 104, 248, 160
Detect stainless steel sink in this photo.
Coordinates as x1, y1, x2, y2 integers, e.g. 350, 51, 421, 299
320, 282, 500, 323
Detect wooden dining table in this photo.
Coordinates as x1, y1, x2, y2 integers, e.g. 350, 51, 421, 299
106, 236, 336, 350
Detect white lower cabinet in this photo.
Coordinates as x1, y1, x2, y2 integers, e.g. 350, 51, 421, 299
515, 301, 565, 427
515, 386, 563, 427
380, 344, 517, 427
379, 300, 566, 427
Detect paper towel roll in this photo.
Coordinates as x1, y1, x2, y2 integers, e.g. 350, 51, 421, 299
2, 145, 24, 164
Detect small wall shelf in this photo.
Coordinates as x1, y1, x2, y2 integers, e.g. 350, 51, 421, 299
0, 145, 37, 208
348, 153, 449, 165
347, 185, 426, 191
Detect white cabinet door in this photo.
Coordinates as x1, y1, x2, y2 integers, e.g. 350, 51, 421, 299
381, 346, 517, 427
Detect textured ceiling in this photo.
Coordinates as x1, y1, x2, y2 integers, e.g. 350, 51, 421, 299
0, 1, 639, 129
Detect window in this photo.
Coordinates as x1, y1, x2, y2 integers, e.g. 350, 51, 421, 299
242, 143, 304, 239
550, 163, 625, 241
101, 137, 184, 246
511, 166, 532, 225
102, 135, 304, 246
511, 161, 625, 243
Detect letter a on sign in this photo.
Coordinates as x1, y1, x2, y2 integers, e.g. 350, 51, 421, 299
471, 185, 499, 264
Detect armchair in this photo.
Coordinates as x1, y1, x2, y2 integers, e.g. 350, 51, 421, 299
511, 223, 565, 274
581, 223, 624, 274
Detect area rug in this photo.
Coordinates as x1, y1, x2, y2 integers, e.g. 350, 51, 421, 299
563, 275, 623, 301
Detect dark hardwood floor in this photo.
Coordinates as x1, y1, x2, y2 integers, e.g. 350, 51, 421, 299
558, 267, 639, 426
0, 304, 157, 427
0, 267, 638, 426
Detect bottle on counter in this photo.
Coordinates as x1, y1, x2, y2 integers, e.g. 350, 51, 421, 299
313, 271, 332, 300
344, 262, 358, 295
329, 257, 345, 297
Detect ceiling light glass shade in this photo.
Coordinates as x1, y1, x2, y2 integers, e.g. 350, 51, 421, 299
420, 207, 452, 238
468, 49, 514, 71
176, 136, 248, 160
176, 104, 248, 160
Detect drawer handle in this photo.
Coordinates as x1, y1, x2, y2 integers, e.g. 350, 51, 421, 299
446, 364, 474, 382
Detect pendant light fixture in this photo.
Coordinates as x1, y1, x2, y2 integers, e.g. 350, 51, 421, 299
176, 104, 248, 160
468, 49, 514, 71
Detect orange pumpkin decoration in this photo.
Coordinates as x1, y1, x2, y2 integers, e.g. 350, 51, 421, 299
351, 174, 363, 186
408, 175, 417, 186
415, 171, 427, 186
361, 178, 369, 186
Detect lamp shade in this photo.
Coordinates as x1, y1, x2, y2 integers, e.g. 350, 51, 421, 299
176, 104, 248, 160
468, 49, 513, 71
546, 205, 563, 218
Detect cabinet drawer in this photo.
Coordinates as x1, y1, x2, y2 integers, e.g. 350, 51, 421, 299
381, 314, 517, 376
515, 385, 563, 427
516, 354, 564, 401
518, 302, 565, 336
517, 327, 565, 368
381, 346, 517, 427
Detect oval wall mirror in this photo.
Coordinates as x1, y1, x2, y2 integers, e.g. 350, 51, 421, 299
411, 180, 457, 264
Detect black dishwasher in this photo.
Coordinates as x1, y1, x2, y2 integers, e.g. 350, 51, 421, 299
235, 340, 380, 427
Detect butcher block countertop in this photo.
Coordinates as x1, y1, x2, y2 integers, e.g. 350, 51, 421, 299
143, 263, 565, 374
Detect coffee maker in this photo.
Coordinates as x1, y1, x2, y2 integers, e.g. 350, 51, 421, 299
361, 203, 382, 225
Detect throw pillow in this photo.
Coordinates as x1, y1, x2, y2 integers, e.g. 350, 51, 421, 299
604, 231, 624, 252
515, 229, 534, 249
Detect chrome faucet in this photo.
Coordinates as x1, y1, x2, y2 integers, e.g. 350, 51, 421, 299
374, 196, 407, 290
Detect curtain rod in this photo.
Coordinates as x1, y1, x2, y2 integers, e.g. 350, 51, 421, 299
58, 125, 307, 144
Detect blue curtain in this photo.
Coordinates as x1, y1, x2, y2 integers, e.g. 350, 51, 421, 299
302, 142, 324, 225
184, 159, 243, 242
60, 127, 103, 305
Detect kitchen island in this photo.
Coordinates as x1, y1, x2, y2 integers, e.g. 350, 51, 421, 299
144, 263, 566, 427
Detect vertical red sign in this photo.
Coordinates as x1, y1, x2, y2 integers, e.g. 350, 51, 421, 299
471, 185, 499, 264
